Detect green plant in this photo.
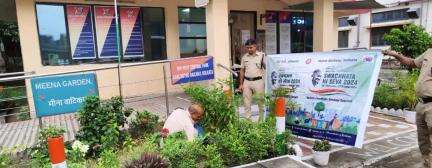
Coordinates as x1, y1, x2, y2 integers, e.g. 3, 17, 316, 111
17, 106, 30, 121
313, 140, 331, 152
125, 153, 170, 168
272, 87, 293, 97
395, 71, 419, 110
207, 119, 278, 166
76, 96, 130, 157
0, 150, 10, 168
161, 135, 223, 168
184, 85, 238, 132
41, 125, 65, 138
384, 24, 432, 58
97, 150, 120, 168
68, 140, 89, 164
130, 111, 159, 139
372, 71, 419, 110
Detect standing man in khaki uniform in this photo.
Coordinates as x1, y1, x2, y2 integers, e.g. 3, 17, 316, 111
383, 49, 432, 167
238, 39, 266, 121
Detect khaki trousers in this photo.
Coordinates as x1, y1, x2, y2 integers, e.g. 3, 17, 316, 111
416, 102, 432, 167
243, 79, 265, 121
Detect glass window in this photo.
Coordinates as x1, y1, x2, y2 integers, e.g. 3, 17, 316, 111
372, 9, 409, 23
338, 31, 349, 48
142, 7, 167, 61
371, 26, 402, 46
35, 4, 169, 65
179, 7, 206, 58
178, 7, 206, 22
36, 4, 71, 66
339, 17, 349, 27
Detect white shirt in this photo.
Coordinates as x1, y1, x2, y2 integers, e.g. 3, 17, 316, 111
163, 109, 197, 141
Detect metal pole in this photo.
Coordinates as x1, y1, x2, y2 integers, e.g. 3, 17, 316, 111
114, 0, 123, 97
38, 117, 43, 129
163, 65, 170, 118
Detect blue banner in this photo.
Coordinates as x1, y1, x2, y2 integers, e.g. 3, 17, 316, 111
170, 56, 214, 85
67, 5, 96, 59
31, 73, 99, 117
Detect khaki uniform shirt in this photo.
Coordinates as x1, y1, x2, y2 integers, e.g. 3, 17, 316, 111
240, 51, 266, 78
414, 49, 432, 98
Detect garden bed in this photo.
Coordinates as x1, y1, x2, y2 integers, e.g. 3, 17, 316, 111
1, 85, 302, 168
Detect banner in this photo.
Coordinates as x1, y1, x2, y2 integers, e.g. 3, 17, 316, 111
265, 11, 278, 55
120, 7, 144, 58
266, 50, 382, 147
279, 11, 291, 54
170, 56, 214, 85
66, 5, 96, 59
95, 6, 119, 58
31, 73, 99, 117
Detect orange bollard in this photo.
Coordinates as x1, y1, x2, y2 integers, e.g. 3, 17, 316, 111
275, 97, 286, 117
275, 97, 286, 134
47, 136, 67, 167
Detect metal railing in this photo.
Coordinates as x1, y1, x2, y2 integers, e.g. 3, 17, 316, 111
0, 56, 221, 149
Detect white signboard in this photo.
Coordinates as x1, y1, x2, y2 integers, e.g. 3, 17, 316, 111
266, 50, 382, 147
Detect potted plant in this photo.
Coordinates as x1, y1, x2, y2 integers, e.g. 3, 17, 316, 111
43, 126, 66, 165
312, 140, 331, 166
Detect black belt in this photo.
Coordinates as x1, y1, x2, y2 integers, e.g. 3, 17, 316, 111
420, 97, 432, 104
245, 76, 262, 81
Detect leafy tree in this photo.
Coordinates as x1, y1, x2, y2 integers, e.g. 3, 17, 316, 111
314, 102, 325, 115
384, 24, 432, 58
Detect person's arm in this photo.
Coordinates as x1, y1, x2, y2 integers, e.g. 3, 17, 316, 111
382, 50, 417, 68
238, 56, 246, 91
185, 123, 197, 141
238, 68, 245, 91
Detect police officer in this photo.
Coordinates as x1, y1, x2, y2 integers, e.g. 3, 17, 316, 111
383, 49, 432, 167
238, 39, 266, 121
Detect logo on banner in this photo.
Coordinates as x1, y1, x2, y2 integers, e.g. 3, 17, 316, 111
103, 8, 110, 16
311, 69, 321, 87
74, 7, 84, 15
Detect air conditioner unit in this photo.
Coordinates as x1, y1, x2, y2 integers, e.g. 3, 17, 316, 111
347, 16, 358, 26
406, 7, 420, 19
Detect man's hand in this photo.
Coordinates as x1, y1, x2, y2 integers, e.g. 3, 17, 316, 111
382, 49, 400, 57
237, 84, 243, 93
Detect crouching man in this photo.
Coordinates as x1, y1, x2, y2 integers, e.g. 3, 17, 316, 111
163, 104, 204, 141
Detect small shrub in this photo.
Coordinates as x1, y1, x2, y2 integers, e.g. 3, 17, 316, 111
97, 150, 120, 168
313, 140, 331, 152
0, 151, 10, 168
208, 119, 277, 166
40, 125, 65, 138
372, 71, 419, 110
130, 111, 159, 139
17, 106, 30, 121
161, 134, 223, 168
184, 85, 238, 132
125, 153, 169, 168
76, 96, 130, 157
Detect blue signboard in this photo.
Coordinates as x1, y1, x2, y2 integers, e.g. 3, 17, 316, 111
170, 56, 214, 85
31, 73, 99, 117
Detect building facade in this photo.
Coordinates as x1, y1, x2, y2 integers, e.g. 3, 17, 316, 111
7, 0, 383, 116
337, 1, 432, 51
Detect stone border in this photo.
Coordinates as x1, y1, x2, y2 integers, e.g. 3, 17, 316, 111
370, 106, 404, 117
